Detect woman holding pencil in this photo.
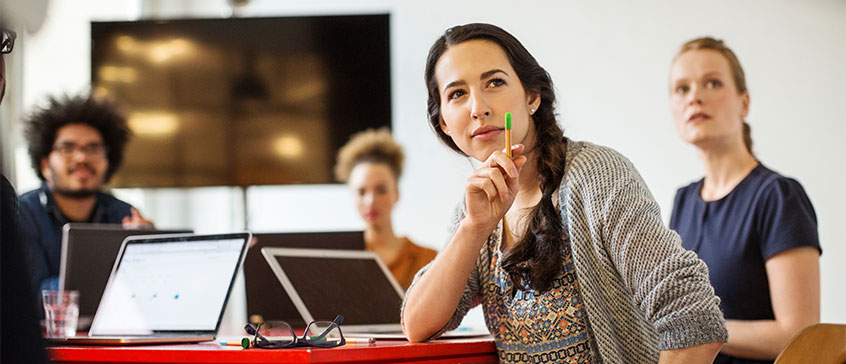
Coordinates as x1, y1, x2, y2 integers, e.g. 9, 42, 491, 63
668, 37, 820, 363
401, 23, 727, 363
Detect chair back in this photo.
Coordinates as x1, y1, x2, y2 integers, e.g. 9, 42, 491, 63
774, 323, 846, 364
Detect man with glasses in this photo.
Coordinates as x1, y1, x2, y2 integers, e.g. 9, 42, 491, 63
19, 93, 153, 294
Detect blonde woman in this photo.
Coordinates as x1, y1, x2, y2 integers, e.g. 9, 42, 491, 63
669, 37, 821, 363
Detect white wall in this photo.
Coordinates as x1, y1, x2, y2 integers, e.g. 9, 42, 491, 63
8, 0, 845, 332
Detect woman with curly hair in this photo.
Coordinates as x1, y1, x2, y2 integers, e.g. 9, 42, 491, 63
335, 127, 437, 290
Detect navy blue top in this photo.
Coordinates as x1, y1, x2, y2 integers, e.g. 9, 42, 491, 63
670, 163, 820, 364
18, 183, 134, 294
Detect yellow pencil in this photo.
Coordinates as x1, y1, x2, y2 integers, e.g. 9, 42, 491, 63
345, 338, 376, 344
505, 112, 512, 158
219, 337, 251, 348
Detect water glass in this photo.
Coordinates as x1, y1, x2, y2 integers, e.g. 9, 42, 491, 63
42, 290, 79, 337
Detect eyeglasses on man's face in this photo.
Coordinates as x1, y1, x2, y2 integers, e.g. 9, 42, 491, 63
51, 143, 109, 159
1, 29, 15, 54
244, 314, 345, 349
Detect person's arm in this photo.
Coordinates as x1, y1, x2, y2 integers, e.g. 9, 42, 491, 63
659, 342, 722, 364
607, 180, 726, 357
719, 246, 820, 359
582, 149, 726, 356
402, 220, 491, 342
403, 145, 527, 342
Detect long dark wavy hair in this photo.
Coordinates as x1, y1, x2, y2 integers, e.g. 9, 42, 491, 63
425, 23, 567, 292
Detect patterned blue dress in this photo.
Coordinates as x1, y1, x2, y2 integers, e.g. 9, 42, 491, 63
482, 224, 592, 363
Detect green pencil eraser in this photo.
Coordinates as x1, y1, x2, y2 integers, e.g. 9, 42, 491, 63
505, 113, 512, 130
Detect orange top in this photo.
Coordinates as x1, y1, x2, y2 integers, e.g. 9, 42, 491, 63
386, 238, 438, 290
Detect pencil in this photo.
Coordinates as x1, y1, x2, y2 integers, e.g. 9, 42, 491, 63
219, 337, 251, 348
505, 112, 512, 158
345, 338, 376, 344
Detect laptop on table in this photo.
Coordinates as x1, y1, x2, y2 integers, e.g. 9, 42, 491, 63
48, 232, 251, 345
261, 247, 404, 334
59, 223, 192, 329
245, 231, 364, 326
261, 247, 492, 340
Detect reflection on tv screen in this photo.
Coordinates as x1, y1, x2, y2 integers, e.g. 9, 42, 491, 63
92, 15, 391, 187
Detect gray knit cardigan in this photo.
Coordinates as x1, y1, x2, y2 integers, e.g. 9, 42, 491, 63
402, 140, 728, 363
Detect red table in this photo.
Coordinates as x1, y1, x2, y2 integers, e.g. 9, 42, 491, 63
48, 337, 498, 364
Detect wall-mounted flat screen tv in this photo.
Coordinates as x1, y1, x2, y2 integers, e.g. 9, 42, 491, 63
91, 14, 390, 187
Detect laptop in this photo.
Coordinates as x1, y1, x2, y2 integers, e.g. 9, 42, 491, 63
245, 231, 364, 326
59, 223, 192, 329
262, 247, 404, 333
262, 247, 492, 340
48, 232, 251, 345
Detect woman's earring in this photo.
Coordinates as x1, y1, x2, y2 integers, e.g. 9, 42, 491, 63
445, 129, 450, 135
530, 108, 535, 115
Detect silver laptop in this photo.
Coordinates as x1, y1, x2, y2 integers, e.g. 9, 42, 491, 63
48, 232, 250, 345
59, 223, 192, 329
245, 231, 365, 327
261, 247, 405, 333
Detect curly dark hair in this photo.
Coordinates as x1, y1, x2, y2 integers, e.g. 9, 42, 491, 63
24, 93, 131, 182
425, 23, 567, 293
334, 127, 404, 183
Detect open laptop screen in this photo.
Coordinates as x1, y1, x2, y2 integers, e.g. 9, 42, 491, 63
263, 249, 404, 329
60, 223, 192, 323
90, 235, 247, 335
245, 231, 364, 326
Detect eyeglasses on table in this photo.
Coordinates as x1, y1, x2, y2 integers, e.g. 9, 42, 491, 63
244, 314, 345, 349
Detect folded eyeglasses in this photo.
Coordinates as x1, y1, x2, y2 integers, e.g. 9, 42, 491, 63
244, 314, 345, 349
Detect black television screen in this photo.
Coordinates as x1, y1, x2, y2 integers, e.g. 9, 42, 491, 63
91, 15, 391, 187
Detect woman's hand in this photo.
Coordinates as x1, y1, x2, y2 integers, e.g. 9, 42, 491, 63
403, 144, 526, 342
463, 144, 527, 234
404, 143, 525, 341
